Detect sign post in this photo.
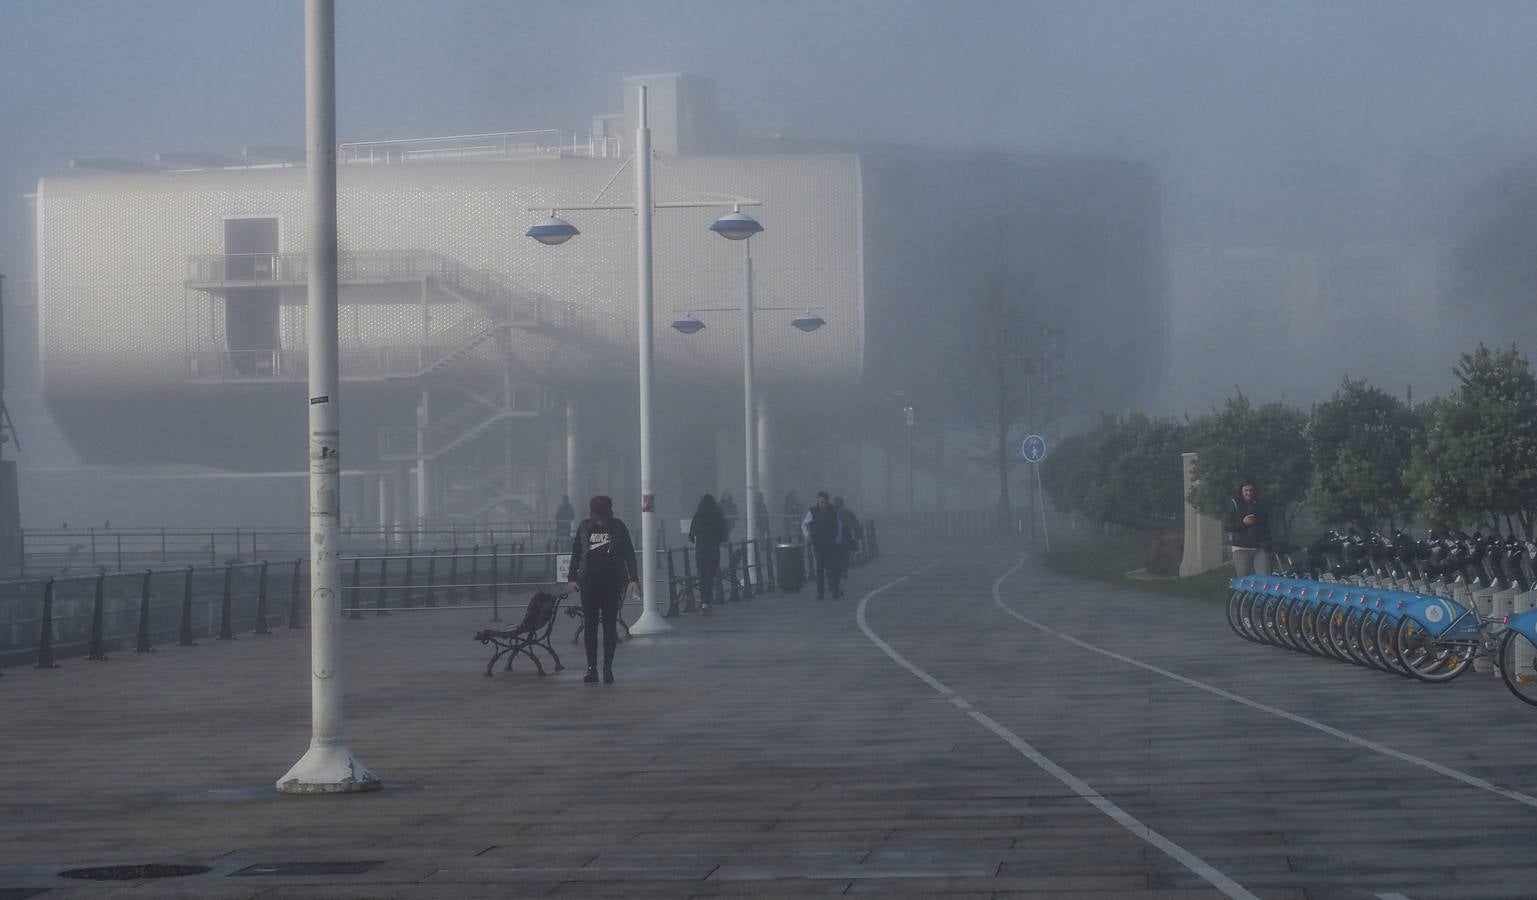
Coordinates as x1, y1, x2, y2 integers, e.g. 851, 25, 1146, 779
1020, 435, 1050, 553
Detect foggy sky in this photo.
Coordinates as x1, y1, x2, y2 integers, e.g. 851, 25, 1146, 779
5, 0, 1537, 400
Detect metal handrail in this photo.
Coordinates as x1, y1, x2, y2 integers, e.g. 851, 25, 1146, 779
339, 131, 621, 165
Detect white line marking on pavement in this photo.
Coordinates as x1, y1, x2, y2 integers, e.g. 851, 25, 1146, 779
857, 562, 1259, 900
992, 557, 1537, 812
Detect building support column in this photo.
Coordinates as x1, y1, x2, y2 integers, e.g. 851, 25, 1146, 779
565, 396, 579, 505
756, 399, 772, 538
415, 388, 430, 532
375, 472, 391, 547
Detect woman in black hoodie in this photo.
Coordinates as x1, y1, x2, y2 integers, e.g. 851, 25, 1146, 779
567, 495, 638, 684
687, 494, 729, 611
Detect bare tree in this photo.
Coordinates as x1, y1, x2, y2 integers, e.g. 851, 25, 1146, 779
950, 270, 1042, 513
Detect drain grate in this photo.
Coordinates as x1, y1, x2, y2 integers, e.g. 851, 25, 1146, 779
232, 861, 381, 877
59, 864, 210, 881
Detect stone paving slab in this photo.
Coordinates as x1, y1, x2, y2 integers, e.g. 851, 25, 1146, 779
4, 541, 1537, 897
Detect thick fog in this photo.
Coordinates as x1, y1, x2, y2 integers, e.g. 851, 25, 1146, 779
5, 0, 1537, 523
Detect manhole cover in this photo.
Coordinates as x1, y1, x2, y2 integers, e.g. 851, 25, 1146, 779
59, 864, 210, 881
232, 861, 381, 877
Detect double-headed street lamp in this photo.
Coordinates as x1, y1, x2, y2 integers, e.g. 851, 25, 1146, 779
526, 87, 763, 635
670, 209, 826, 558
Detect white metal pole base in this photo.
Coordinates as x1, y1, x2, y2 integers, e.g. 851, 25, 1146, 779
629, 606, 673, 635
276, 742, 381, 794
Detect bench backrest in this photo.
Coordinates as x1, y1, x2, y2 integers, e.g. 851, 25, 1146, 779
514, 591, 559, 634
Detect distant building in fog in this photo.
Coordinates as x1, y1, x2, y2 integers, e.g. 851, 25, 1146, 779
25, 73, 1166, 524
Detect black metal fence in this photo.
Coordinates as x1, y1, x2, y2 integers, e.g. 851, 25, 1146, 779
0, 523, 565, 579
0, 541, 544, 671
0, 520, 880, 673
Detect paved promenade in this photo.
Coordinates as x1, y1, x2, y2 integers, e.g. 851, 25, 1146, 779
4, 541, 1537, 899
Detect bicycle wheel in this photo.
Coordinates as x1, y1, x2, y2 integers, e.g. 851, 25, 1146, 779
1288, 599, 1321, 655
1303, 598, 1327, 654
1227, 590, 1257, 641
1329, 606, 1362, 665
1237, 591, 1265, 642
1253, 594, 1277, 645
1396, 616, 1475, 683
1358, 611, 1391, 672
1498, 630, 1537, 707
1343, 608, 1376, 668
1375, 614, 1411, 676
1314, 603, 1344, 660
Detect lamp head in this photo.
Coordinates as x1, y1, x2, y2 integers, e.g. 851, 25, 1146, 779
709, 211, 763, 241
527, 215, 579, 246
671, 313, 706, 335
791, 311, 825, 332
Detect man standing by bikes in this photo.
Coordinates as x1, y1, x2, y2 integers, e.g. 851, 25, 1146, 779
1224, 479, 1272, 577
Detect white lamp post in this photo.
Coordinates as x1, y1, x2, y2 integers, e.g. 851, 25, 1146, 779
710, 209, 764, 564
672, 211, 825, 562
277, 0, 379, 795
526, 86, 762, 636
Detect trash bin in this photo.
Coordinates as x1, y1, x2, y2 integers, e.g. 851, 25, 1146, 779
775, 543, 805, 592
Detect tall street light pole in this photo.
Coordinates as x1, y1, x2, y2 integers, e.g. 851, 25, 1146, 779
630, 87, 665, 634
707, 210, 765, 565
278, 0, 378, 794
527, 92, 763, 634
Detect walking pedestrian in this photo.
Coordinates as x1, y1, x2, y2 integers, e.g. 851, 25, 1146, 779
554, 495, 575, 541
686, 494, 729, 612
801, 491, 844, 599
1224, 479, 1272, 577
566, 495, 638, 684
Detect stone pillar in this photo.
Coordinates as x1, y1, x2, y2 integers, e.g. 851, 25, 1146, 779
1179, 451, 1226, 576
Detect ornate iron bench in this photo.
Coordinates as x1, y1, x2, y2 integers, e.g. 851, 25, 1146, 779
473, 591, 566, 677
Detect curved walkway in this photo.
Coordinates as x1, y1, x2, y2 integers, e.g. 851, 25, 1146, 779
3, 541, 1536, 898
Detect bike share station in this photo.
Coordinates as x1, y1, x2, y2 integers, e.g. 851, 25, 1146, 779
1227, 533, 1537, 706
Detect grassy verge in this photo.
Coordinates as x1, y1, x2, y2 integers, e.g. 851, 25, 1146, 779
1043, 531, 1231, 602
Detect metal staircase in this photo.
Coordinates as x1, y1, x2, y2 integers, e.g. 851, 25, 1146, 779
378, 384, 548, 462
184, 249, 632, 522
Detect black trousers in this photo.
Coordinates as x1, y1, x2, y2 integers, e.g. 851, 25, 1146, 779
695, 546, 721, 606
812, 542, 841, 596
581, 583, 624, 670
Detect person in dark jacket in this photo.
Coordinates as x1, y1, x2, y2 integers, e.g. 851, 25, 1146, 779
1223, 480, 1272, 577
567, 495, 638, 684
687, 493, 729, 612
801, 491, 844, 599
554, 495, 575, 540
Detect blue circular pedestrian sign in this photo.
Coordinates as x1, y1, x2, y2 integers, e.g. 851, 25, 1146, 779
1021, 434, 1047, 463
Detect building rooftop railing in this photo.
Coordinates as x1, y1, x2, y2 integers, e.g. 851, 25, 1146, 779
338, 130, 622, 166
